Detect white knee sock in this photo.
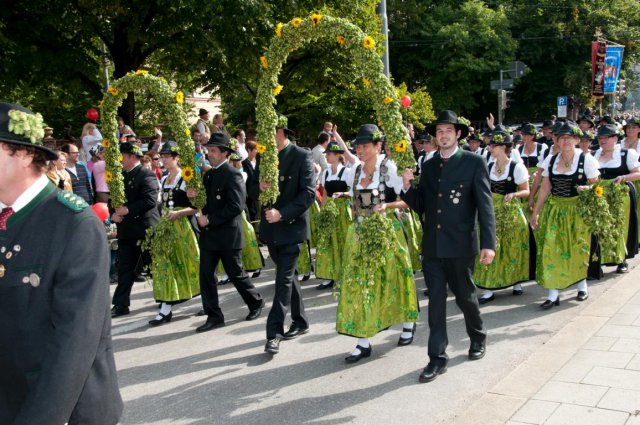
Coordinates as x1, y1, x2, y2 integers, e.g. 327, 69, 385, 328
547, 289, 559, 302
400, 322, 415, 339
577, 279, 588, 293
480, 290, 494, 299
155, 303, 172, 320
351, 338, 370, 355
513, 284, 522, 291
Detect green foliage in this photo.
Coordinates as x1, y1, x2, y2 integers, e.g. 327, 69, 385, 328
394, 82, 437, 130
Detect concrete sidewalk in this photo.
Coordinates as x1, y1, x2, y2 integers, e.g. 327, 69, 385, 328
456, 264, 640, 425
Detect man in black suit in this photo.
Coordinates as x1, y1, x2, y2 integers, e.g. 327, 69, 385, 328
111, 141, 160, 317
401, 110, 496, 383
242, 140, 260, 221
0, 103, 122, 424
258, 115, 315, 354
194, 133, 264, 332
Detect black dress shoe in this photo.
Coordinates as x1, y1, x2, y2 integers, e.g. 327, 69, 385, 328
283, 323, 310, 340
265, 337, 281, 354
195, 320, 225, 333
468, 341, 486, 360
300, 272, 311, 282
148, 311, 172, 326
195, 309, 206, 317
251, 270, 262, 278
616, 262, 629, 274
316, 280, 334, 290
134, 274, 146, 283
576, 291, 589, 302
218, 277, 230, 285
512, 288, 524, 296
398, 323, 416, 346
540, 298, 560, 310
111, 306, 130, 318
345, 344, 372, 363
418, 363, 447, 383
423, 288, 429, 297
246, 300, 265, 321
478, 294, 495, 304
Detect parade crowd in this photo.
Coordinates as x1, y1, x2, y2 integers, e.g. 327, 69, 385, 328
3, 101, 640, 424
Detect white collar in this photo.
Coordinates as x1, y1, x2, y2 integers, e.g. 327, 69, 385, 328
441, 146, 459, 159
0, 175, 50, 212
212, 159, 228, 170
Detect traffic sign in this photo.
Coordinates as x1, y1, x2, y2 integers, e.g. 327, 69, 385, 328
557, 96, 567, 118
508, 61, 528, 79
491, 79, 514, 90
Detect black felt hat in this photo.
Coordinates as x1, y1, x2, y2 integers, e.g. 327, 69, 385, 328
596, 124, 621, 138
0, 102, 57, 160
415, 132, 433, 142
353, 124, 384, 146
489, 125, 513, 146
199, 108, 209, 117
324, 141, 345, 154
578, 115, 595, 128
468, 133, 482, 143
624, 118, 640, 129
159, 141, 180, 156
426, 110, 469, 139
275, 114, 295, 139
521, 123, 538, 136
120, 141, 144, 157
206, 132, 237, 154
542, 120, 554, 129
554, 121, 583, 137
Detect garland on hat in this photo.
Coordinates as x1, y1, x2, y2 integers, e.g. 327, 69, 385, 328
255, 13, 413, 204
7, 110, 46, 143
100, 71, 205, 208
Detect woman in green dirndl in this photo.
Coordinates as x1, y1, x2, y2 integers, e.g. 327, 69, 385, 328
315, 140, 354, 290
336, 124, 419, 363
475, 130, 534, 304
148, 142, 200, 326
530, 121, 600, 309
621, 117, 640, 246
593, 123, 640, 273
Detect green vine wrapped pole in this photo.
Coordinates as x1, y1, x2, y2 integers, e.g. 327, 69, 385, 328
255, 13, 413, 205
100, 71, 205, 208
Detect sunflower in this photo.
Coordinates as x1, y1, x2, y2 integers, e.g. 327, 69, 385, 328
276, 22, 283, 37
383, 96, 393, 105
394, 140, 408, 153
185, 128, 191, 137
291, 17, 302, 28
108, 87, 119, 96
362, 78, 371, 87
273, 84, 283, 96
310, 13, 322, 27
260, 55, 269, 70
182, 166, 195, 182
102, 138, 111, 148
595, 186, 604, 197
175, 91, 184, 104
256, 144, 267, 154
105, 170, 113, 182
336, 35, 346, 45
135, 70, 148, 75
118, 154, 123, 162
98, 99, 104, 109
363, 36, 375, 49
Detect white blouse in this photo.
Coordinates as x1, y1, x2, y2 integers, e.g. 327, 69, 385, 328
490, 160, 529, 185
347, 155, 403, 196
541, 148, 600, 178
593, 146, 640, 170
519, 143, 548, 165
320, 164, 347, 186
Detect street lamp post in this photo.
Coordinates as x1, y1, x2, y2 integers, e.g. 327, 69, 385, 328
378, 0, 390, 78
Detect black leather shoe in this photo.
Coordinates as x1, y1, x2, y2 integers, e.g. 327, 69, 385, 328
418, 363, 447, 383
251, 270, 261, 278
218, 277, 230, 285
195, 309, 206, 317
283, 323, 310, 340
398, 323, 416, 346
111, 306, 130, 318
423, 288, 429, 297
540, 298, 560, 310
345, 344, 372, 363
300, 272, 311, 282
195, 320, 225, 333
134, 274, 146, 283
265, 337, 280, 354
478, 294, 495, 304
577, 291, 589, 302
148, 311, 172, 326
316, 280, 334, 290
512, 288, 524, 296
246, 300, 265, 321
468, 341, 486, 360
616, 262, 629, 274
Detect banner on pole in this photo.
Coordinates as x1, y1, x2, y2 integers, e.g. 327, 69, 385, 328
604, 45, 624, 94
592, 41, 606, 99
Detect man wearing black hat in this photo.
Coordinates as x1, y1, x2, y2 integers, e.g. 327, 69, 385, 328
537, 120, 554, 148
401, 110, 496, 383
194, 133, 264, 332
258, 115, 315, 354
0, 103, 122, 424
197, 108, 211, 142
111, 141, 160, 317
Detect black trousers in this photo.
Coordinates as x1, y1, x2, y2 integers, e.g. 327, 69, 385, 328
199, 247, 263, 323
266, 243, 308, 339
112, 238, 147, 306
423, 256, 486, 366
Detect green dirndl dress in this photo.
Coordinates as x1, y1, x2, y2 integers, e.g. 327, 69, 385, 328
295, 200, 319, 276
474, 193, 533, 289
335, 160, 419, 338
241, 211, 264, 271
315, 197, 352, 281
152, 178, 200, 303
398, 209, 423, 272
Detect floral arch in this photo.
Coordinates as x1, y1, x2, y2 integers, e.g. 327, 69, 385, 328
100, 71, 205, 208
256, 13, 413, 204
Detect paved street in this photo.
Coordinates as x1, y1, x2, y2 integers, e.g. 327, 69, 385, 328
112, 252, 640, 425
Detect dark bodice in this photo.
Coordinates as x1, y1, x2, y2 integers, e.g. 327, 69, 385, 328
488, 161, 518, 195
549, 153, 587, 198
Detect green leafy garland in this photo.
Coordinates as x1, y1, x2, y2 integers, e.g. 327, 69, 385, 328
577, 184, 616, 257
255, 13, 413, 204
601, 179, 629, 253
314, 197, 340, 247
140, 217, 176, 273
100, 71, 205, 208
494, 196, 522, 249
